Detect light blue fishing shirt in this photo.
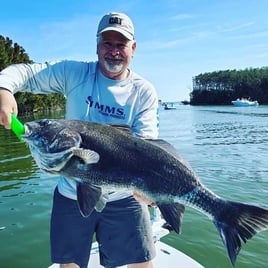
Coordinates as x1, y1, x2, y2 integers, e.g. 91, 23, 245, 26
0, 60, 159, 201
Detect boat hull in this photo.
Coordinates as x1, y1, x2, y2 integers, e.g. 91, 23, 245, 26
231, 100, 259, 106
164, 107, 176, 110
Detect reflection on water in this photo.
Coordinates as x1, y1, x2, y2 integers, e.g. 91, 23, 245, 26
1, 107, 268, 268
0, 111, 62, 267
194, 121, 268, 145
191, 107, 268, 146
0, 111, 64, 194
160, 105, 268, 268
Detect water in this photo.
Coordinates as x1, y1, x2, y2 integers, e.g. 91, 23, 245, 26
1, 106, 268, 268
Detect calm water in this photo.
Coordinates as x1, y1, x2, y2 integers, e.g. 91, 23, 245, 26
1, 106, 268, 268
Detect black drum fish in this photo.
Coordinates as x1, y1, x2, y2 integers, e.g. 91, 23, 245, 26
22, 119, 268, 267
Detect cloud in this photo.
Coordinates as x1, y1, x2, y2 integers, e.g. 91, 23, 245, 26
219, 22, 255, 33
255, 53, 268, 59
190, 30, 214, 41
26, 14, 99, 61
228, 30, 268, 40
172, 13, 194, 20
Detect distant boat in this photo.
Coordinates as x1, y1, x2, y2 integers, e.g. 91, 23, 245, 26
231, 98, 259, 107
181, 100, 190, 105
164, 103, 176, 110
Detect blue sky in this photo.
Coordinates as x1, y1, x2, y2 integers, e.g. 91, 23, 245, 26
1, 0, 268, 101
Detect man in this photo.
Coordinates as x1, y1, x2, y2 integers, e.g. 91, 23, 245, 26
0, 12, 158, 268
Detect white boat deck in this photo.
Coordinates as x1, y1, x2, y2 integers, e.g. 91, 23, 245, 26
49, 241, 203, 268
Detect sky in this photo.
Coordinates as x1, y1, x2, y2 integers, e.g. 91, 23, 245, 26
1, 0, 268, 101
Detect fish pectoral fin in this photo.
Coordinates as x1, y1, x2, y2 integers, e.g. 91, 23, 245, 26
73, 148, 100, 164
77, 183, 102, 217
157, 202, 185, 234
95, 194, 109, 212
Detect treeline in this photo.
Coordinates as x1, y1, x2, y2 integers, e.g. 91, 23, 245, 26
190, 67, 268, 105
3, 36, 268, 107
0, 35, 65, 114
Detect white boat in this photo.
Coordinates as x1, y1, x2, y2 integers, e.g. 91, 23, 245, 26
164, 103, 176, 110
48, 209, 204, 268
231, 98, 259, 107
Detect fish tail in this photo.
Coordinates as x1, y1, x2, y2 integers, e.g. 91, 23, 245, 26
213, 201, 268, 267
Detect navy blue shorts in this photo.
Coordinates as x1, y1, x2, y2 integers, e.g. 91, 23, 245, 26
50, 187, 155, 268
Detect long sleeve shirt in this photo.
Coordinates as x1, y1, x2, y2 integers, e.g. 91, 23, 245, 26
0, 60, 159, 200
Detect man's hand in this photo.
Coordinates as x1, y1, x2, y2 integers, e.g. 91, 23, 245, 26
133, 191, 156, 206
0, 88, 18, 129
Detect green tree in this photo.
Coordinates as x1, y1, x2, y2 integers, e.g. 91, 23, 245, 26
0, 35, 66, 113
191, 67, 268, 105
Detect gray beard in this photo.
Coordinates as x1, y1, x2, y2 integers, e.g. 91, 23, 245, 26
103, 60, 124, 74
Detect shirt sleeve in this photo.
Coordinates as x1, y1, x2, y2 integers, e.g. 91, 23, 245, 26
132, 80, 159, 139
0, 60, 92, 95
0, 61, 66, 94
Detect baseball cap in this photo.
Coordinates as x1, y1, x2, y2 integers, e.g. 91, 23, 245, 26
97, 12, 135, 40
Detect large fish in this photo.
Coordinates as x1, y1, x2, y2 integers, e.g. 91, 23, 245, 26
22, 119, 268, 267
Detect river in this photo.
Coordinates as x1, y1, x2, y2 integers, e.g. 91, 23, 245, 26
0, 106, 268, 268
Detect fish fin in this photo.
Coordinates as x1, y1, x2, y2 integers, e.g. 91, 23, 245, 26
147, 139, 192, 167
147, 139, 179, 156
213, 201, 268, 267
109, 124, 132, 135
73, 148, 100, 164
157, 202, 185, 234
95, 194, 109, 212
76, 183, 102, 217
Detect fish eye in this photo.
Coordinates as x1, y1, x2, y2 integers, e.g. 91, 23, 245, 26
40, 119, 52, 126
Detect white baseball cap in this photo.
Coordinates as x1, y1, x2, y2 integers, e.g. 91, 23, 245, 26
97, 12, 135, 40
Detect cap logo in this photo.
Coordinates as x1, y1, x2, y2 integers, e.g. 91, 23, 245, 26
109, 17, 122, 25
97, 12, 134, 40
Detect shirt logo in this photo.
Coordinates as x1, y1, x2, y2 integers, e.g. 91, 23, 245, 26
86, 96, 125, 120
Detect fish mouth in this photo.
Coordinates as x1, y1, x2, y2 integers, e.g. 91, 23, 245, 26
22, 121, 81, 154
22, 124, 32, 140
22, 123, 39, 142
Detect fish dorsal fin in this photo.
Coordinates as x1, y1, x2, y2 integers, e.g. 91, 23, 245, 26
147, 139, 190, 166
109, 124, 133, 135
147, 139, 179, 157
157, 202, 185, 234
77, 183, 102, 217
73, 148, 100, 164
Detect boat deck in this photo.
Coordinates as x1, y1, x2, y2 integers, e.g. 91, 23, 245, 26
49, 240, 203, 268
